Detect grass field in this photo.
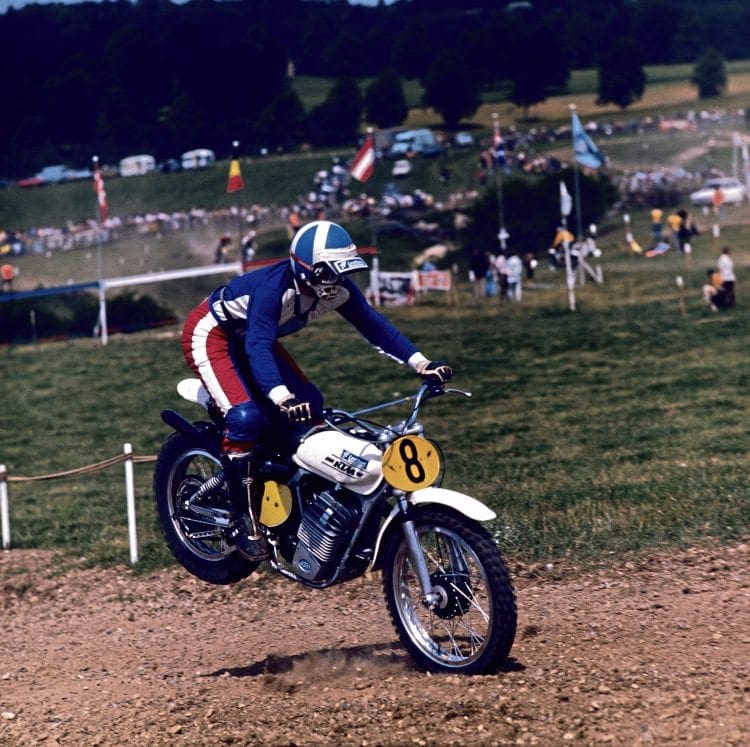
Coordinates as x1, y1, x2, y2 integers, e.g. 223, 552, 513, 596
2, 225, 749, 574
2, 62, 750, 574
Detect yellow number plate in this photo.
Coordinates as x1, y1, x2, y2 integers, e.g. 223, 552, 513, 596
381, 436, 441, 491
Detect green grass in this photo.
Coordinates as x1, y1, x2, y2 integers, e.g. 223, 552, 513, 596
2, 232, 749, 573
3, 62, 750, 575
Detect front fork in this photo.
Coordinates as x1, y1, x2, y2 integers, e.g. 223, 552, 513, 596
396, 493, 442, 610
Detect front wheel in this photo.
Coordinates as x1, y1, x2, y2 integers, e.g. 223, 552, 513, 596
153, 430, 258, 584
382, 506, 516, 674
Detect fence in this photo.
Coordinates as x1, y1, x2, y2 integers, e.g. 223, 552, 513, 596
0, 445, 156, 564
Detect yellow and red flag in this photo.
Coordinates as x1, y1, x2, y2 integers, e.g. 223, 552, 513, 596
226, 156, 244, 193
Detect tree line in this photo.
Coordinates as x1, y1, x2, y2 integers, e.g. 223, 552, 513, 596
1, 0, 745, 177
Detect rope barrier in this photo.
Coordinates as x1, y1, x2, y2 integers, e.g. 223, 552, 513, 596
0, 446, 158, 561
5, 453, 155, 482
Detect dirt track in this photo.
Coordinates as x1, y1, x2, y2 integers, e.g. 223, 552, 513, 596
1, 543, 749, 746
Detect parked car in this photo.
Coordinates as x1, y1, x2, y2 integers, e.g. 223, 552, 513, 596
690, 177, 747, 206
454, 132, 475, 148
391, 159, 412, 178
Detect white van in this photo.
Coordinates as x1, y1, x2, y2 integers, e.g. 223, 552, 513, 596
181, 149, 216, 170
119, 154, 156, 177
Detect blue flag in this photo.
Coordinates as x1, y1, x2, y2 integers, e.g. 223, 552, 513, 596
571, 111, 604, 169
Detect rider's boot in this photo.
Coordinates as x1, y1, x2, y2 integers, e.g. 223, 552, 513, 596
221, 451, 269, 562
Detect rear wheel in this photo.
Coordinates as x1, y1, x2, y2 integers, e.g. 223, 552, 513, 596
382, 507, 516, 674
153, 430, 257, 584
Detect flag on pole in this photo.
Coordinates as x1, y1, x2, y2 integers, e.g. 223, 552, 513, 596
226, 141, 244, 193
93, 158, 108, 222
560, 180, 572, 217
571, 111, 604, 169
350, 134, 375, 182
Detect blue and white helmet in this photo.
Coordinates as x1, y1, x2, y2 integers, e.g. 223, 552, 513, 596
290, 221, 368, 296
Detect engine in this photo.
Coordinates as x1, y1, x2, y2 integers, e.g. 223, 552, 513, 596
292, 488, 360, 582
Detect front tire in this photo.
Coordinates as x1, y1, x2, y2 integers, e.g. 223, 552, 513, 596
382, 506, 516, 674
153, 430, 258, 584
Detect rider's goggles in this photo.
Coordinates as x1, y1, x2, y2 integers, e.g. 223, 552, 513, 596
310, 263, 341, 285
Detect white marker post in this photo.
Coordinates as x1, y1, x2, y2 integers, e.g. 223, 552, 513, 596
123, 444, 138, 564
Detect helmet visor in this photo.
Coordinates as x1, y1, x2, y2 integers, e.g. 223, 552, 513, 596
310, 256, 368, 285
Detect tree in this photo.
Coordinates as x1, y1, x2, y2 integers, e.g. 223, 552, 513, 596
421, 51, 480, 129
256, 87, 308, 150
307, 77, 363, 147
691, 48, 728, 99
389, 19, 433, 80
597, 38, 646, 110
364, 68, 408, 129
503, 8, 569, 119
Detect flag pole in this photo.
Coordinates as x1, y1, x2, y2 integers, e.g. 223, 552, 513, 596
230, 140, 243, 248
492, 112, 508, 253
349, 126, 379, 305
226, 139, 245, 264
570, 104, 584, 244
560, 181, 576, 312
93, 155, 108, 346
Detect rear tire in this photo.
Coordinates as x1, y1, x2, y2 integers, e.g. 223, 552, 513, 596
153, 430, 257, 584
382, 506, 516, 674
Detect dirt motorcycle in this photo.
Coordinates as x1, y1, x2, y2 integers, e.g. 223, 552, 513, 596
154, 379, 517, 674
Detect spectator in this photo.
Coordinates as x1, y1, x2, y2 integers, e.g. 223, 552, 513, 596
505, 251, 523, 301
1, 263, 14, 291
214, 233, 232, 264
667, 210, 683, 251
703, 267, 726, 310
468, 248, 490, 304
717, 246, 736, 308
712, 185, 725, 216
241, 230, 256, 264
677, 209, 698, 255
524, 252, 537, 288
650, 207, 663, 243
493, 253, 508, 300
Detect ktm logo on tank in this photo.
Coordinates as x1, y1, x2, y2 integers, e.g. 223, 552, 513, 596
324, 455, 364, 478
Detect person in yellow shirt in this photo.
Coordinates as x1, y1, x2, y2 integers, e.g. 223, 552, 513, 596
666, 211, 682, 251
548, 226, 576, 271
650, 207, 663, 243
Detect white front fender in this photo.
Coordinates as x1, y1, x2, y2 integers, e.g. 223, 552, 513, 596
368, 487, 496, 571
409, 486, 496, 522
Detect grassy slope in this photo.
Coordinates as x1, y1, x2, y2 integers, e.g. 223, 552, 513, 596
2, 63, 750, 572
3, 237, 749, 572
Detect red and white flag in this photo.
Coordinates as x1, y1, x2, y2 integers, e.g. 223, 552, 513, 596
350, 134, 375, 183
93, 161, 108, 222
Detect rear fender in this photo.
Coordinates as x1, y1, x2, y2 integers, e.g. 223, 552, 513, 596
160, 409, 221, 458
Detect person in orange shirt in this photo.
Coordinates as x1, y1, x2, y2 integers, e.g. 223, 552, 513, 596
288, 209, 302, 238
712, 185, 725, 215
1, 263, 14, 291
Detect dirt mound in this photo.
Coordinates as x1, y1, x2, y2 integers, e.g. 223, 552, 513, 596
1, 544, 749, 746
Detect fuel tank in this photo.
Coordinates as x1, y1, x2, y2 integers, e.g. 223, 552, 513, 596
293, 430, 383, 494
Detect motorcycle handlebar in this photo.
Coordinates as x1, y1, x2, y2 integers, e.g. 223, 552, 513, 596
322, 383, 472, 434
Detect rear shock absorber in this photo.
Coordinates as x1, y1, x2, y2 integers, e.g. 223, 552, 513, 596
188, 470, 225, 507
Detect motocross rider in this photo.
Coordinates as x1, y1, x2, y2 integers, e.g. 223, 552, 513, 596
181, 220, 453, 561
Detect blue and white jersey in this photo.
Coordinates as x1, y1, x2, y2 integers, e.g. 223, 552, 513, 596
208, 260, 419, 399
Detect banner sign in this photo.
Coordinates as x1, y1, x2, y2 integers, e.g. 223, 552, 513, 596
413, 270, 452, 292
376, 271, 414, 306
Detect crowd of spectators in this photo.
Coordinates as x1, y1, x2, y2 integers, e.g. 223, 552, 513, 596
2, 106, 745, 260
